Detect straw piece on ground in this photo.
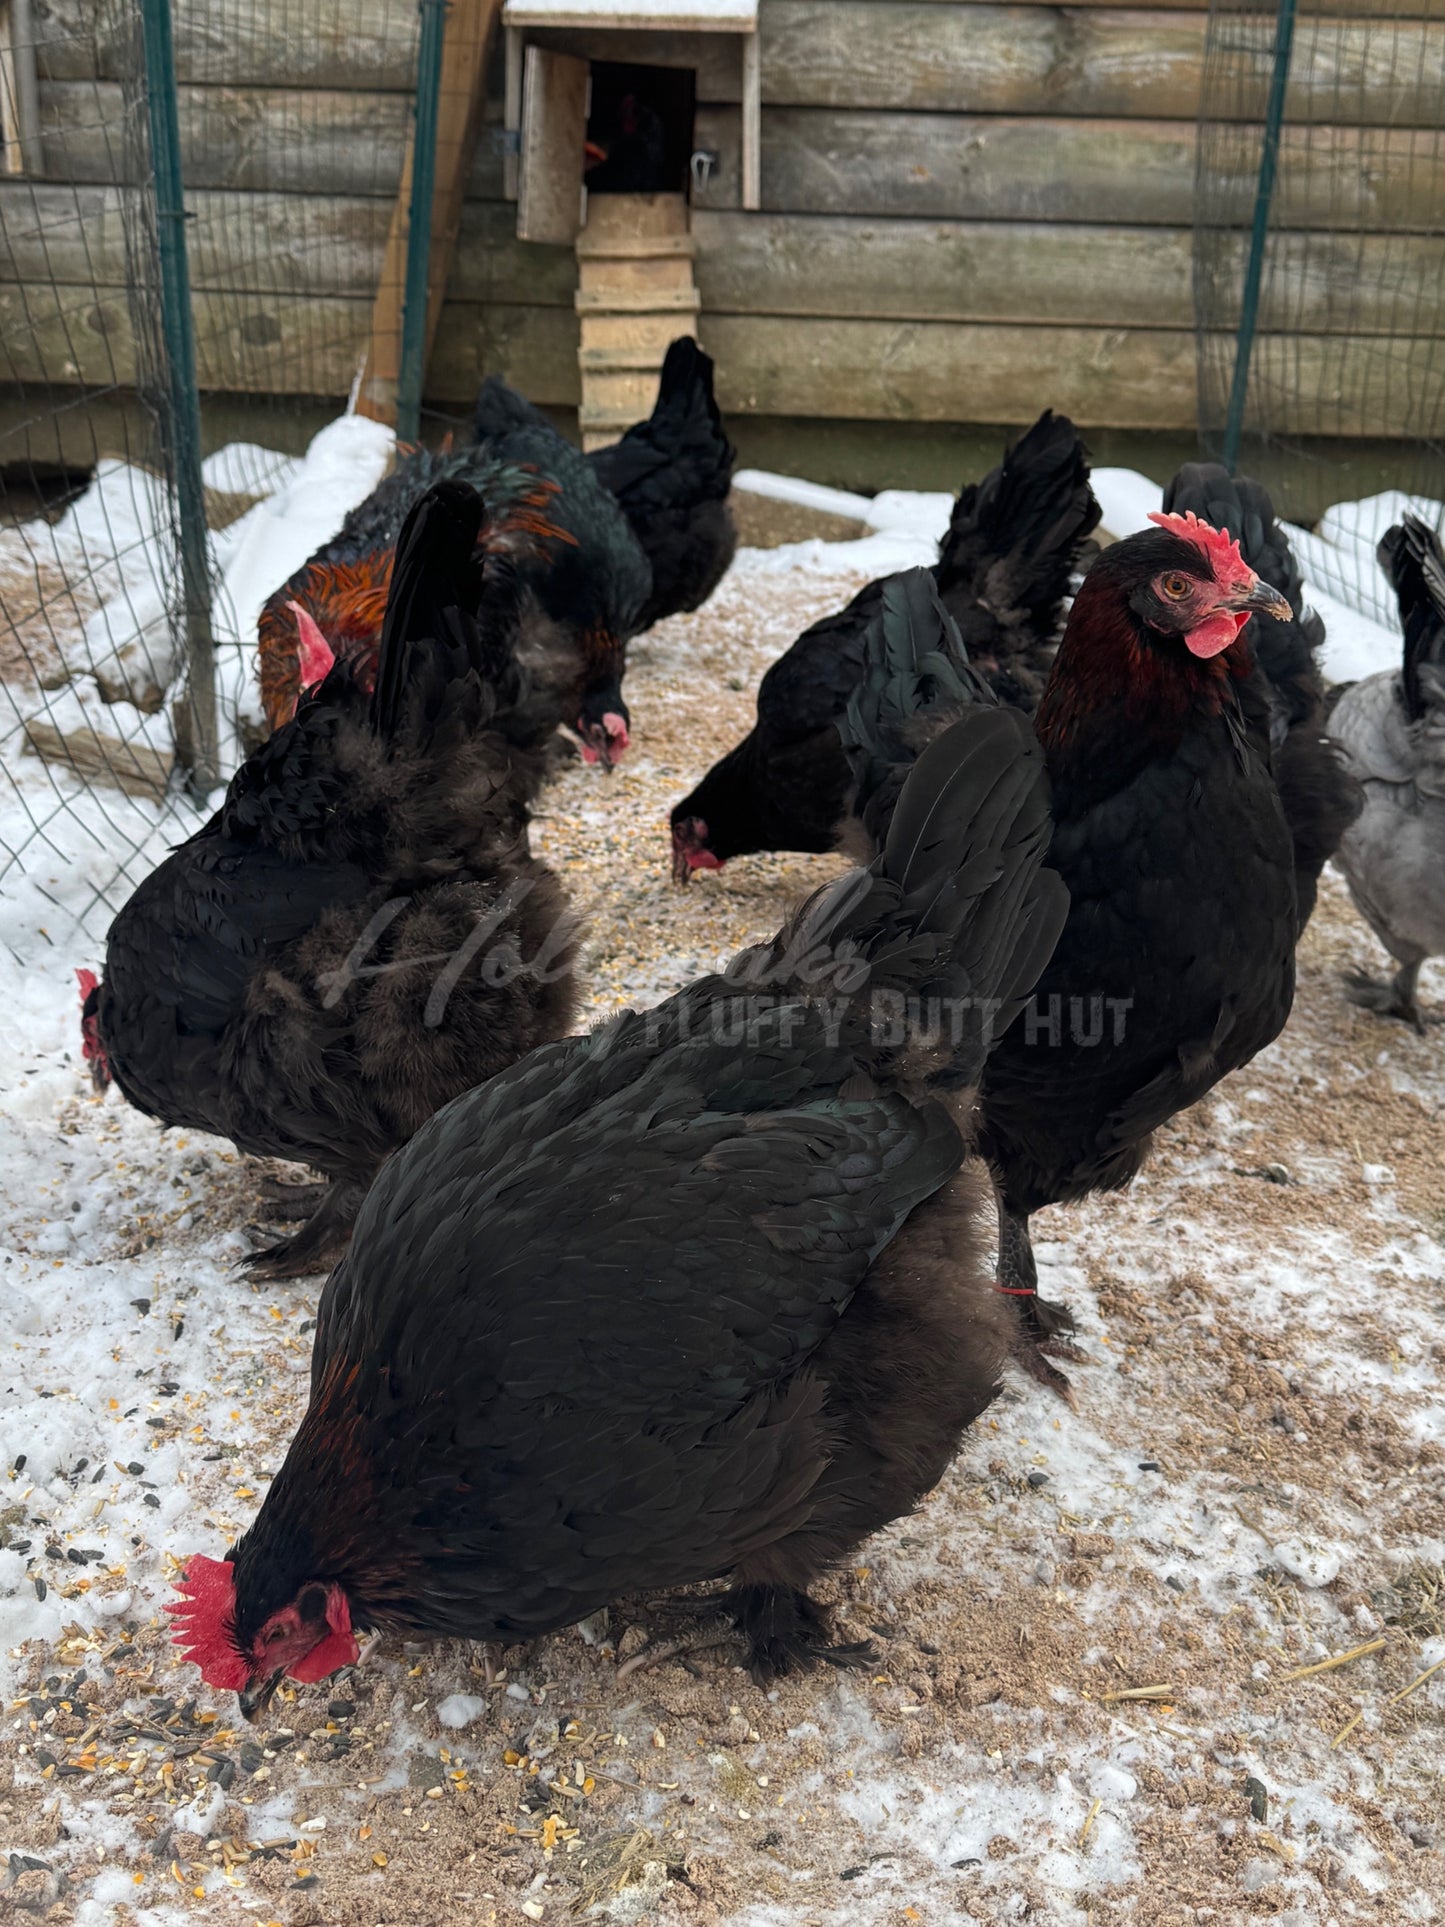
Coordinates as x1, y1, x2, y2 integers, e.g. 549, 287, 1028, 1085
1279, 1637, 1387, 1682
1099, 1685, 1174, 1703
1079, 1797, 1102, 1848
1387, 1654, 1445, 1706
1330, 1706, 1366, 1749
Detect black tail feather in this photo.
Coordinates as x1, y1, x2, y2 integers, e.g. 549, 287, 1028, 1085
836, 568, 996, 849
937, 410, 1100, 644
369, 480, 523, 748
585, 338, 737, 629
1378, 513, 1445, 721
589, 338, 735, 515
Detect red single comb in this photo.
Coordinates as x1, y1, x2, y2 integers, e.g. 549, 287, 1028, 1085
1148, 510, 1252, 586
288, 600, 336, 691
168, 1553, 249, 1691
76, 968, 99, 1005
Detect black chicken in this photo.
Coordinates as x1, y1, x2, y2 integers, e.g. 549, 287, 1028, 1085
670, 409, 1099, 879
975, 514, 1302, 1387
831, 516, 1304, 1394
586, 336, 737, 632
169, 572, 1067, 1712
1161, 463, 1361, 932
80, 482, 580, 1276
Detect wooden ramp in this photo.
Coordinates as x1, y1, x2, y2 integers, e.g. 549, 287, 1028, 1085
575, 193, 698, 452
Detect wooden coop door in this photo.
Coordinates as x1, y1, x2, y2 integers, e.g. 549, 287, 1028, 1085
517, 45, 589, 245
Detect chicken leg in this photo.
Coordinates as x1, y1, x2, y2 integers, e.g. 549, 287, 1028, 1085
1344, 956, 1436, 1033
997, 1204, 1083, 1402
244, 1181, 369, 1280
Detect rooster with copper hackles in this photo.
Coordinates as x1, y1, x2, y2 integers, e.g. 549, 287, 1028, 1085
168, 573, 1067, 1714
259, 346, 734, 767
78, 481, 580, 1277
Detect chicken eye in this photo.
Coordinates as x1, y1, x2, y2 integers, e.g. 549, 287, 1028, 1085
1160, 573, 1191, 600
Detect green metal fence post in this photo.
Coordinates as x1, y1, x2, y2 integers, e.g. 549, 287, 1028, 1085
1222, 0, 1298, 473
138, 0, 218, 794
397, 0, 449, 444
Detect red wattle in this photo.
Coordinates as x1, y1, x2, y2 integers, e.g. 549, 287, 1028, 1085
288, 1625, 360, 1683
1184, 609, 1250, 659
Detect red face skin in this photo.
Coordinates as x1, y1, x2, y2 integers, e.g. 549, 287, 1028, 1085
1144, 510, 1282, 658
578, 711, 631, 769
170, 1555, 360, 1722
76, 968, 111, 1091
289, 601, 338, 697
1033, 516, 1293, 759
671, 816, 723, 885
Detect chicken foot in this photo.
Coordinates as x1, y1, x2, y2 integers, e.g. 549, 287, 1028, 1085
614, 1612, 739, 1681
1344, 958, 1437, 1033
255, 1174, 334, 1223
615, 1585, 875, 1688
243, 1180, 369, 1280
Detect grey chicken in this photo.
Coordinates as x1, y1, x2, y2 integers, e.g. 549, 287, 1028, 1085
1330, 513, 1445, 1028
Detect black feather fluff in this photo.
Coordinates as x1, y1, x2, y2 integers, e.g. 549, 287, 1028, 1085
89, 481, 579, 1275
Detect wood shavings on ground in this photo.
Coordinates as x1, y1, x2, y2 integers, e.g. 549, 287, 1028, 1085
0, 546, 1443, 1926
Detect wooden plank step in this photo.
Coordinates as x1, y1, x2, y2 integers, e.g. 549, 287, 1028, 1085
575, 286, 700, 314
578, 373, 666, 420
578, 255, 697, 296
579, 342, 691, 372
581, 192, 690, 240
579, 311, 696, 356
581, 408, 662, 435
575, 232, 696, 261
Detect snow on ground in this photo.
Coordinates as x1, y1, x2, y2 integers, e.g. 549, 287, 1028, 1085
0, 416, 394, 798
1, 536, 1444, 1927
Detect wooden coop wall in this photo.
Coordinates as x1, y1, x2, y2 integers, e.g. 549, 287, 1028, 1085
0, 0, 1441, 436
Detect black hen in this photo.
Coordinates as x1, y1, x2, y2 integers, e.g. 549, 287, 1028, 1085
1161, 463, 1361, 932
80, 483, 580, 1276
670, 409, 1099, 879
586, 336, 737, 630
170, 581, 1067, 1714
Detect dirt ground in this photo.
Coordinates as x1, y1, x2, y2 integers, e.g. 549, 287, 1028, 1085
2, 558, 1443, 1927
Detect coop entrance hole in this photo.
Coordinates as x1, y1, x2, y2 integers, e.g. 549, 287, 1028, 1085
584, 61, 698, 198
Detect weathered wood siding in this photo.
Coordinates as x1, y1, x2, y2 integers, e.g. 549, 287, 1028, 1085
3, 0, 1442, 431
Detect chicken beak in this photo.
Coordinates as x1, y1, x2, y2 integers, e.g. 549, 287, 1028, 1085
238, 1668, 284, 1723
1230, 579, 1293, 623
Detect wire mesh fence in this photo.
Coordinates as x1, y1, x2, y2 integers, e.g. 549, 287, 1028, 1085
0, 0, 421, 955
1195, 0, 1445, 620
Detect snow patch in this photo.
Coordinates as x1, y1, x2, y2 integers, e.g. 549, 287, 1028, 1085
437, 1692, 488, 1728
